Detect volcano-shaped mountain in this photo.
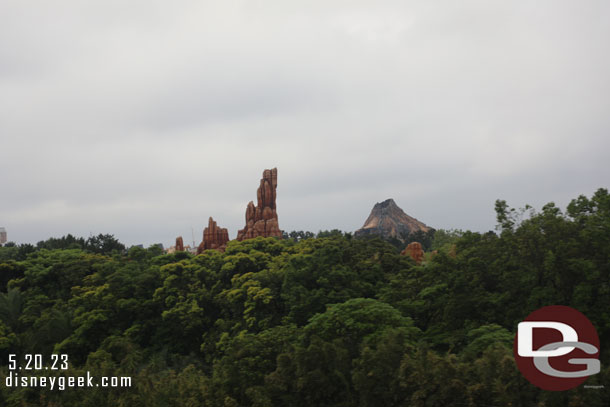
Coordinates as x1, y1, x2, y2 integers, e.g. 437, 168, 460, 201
354, 198, 431, 242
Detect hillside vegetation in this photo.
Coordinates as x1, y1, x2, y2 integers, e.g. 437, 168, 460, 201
0, 189, 608, 406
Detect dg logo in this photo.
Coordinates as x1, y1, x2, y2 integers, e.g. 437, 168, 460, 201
514, 305, 601, 391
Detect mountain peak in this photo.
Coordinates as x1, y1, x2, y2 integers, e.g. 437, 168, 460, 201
355, 199, 431, 242
377, 198, 397, 208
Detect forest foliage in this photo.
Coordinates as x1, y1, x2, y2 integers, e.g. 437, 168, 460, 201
0, 189, 609, 406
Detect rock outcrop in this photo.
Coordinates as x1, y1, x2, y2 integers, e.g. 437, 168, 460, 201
175, 236, 184, 252
236, 168, 282, 241
401, 242, 424, 264
354, 198, 431, 242
197, 217, 230, 254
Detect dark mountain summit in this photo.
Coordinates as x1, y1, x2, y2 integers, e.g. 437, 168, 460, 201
354, 198, 431, 242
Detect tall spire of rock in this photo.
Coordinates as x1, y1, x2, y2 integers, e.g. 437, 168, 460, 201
197, 217, 229, 253
236, 168, 282, 241
175, 236, 184, 252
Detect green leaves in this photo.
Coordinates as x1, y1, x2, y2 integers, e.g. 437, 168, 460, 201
304, 298, 419, 354
0, 288, 23, 330
0, 189, 609, 406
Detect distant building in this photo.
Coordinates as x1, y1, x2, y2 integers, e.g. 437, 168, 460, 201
166, 244, 195, 254
0, 227, 6, 245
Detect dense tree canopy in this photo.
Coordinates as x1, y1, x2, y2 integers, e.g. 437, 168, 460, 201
0, 189, 608, 406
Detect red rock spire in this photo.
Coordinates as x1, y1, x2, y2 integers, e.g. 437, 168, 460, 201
175, 236, 184, 251
236, 168, 282, 241
197, 217, 229, 253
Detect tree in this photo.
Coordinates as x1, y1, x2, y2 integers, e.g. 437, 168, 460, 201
85, 234, 125, 254
0, 288, 23, 330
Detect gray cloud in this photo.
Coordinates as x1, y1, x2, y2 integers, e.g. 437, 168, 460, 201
1, 0, 609, 246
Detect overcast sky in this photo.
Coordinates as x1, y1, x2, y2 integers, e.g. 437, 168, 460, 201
1, 1, 609, 247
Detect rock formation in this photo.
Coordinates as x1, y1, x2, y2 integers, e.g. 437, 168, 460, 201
236, 168, 282, 241
175, 236, 184, 252
401, 242, 424, 264
197, 217, 230, 254
354, 198, 431, 242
